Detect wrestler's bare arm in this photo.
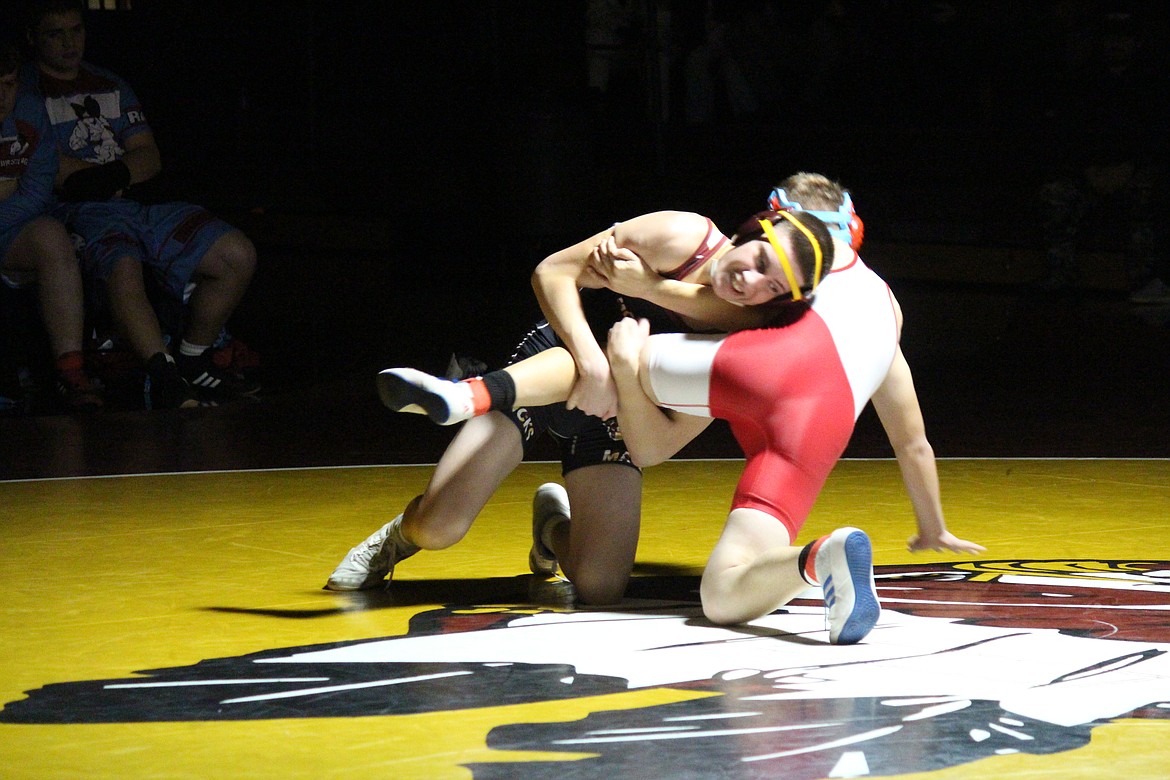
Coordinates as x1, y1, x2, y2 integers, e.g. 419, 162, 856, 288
54, 127, 161, 191
607, 317, 712, 467
589, 236, 777, 332
531, 224, 623, 419
531, 212, 711, 419
870, 346, 986, 555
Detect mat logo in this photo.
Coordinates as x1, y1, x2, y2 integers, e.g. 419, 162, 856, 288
3, 560, 1169, 779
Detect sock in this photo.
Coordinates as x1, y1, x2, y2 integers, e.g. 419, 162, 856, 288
55, 350, 84, 373
464, 370, 516, 416
179, 340, 210, 358
465, 378, 491, 415
798, 535, 829, 586
482, 370, 516, 410
55, 350, 85, 381
386, 513, 420, 556
55, 351, 90, 389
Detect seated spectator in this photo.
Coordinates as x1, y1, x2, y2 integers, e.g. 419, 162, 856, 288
20, 0, 259, 408
1, 39, 100, 412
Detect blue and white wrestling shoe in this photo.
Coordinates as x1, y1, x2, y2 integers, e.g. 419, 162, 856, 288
376, 368, 475, 425
814, 527, 881, 644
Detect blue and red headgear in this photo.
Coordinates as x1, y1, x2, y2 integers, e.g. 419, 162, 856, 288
767, 187, 865, 251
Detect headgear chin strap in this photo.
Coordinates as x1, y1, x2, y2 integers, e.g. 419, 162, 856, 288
757, 211, 823, 302
767, 187, 865, 251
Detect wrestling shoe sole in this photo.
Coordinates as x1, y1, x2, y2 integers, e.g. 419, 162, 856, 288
817, 527, 881, 645
376, 368, 452, 424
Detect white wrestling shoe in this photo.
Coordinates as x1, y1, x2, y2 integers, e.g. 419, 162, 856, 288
376, 368, 475, 425
814, 527, 881, 645
529, 483, 570, 576
325, 514, 418, 591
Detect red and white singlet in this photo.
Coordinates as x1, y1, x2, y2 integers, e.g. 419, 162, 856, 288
644, 253, 898, 539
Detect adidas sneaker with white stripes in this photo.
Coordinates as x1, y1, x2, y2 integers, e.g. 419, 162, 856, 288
814, 527, 881, 645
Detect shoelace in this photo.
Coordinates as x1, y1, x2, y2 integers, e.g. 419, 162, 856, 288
353, 532, 390, 566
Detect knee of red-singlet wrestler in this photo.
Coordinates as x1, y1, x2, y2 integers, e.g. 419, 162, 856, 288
698, 579, 741, 625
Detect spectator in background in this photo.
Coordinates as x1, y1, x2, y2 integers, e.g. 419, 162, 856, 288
794, 1, 878, 126
683, 0, 795, 124
585, 0, 653, 123
681, 0, 904, 128
1037, 5, 1169, 299
1, 39, 100, 412
20, 0, 260, 408
684, 1, 757, 123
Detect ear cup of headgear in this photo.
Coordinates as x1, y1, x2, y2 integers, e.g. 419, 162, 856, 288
842, 194, 864, 250
768, 185, 862, 249
848, 212, 864, 251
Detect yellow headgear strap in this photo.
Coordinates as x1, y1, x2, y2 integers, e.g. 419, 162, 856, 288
758, 211, 824, 300
757, 217, 802, 300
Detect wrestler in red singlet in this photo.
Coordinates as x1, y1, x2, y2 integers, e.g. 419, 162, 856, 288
645, 250, 898, 539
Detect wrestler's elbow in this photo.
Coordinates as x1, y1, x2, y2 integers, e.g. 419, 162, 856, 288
893, 436, 935, 465
530, 264, 548, 293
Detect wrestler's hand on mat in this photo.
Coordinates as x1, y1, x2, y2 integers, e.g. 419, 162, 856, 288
908, 530, 986, 554
606, 317, 651, 377
567, 352, 618, 420
589, 236, 658, 298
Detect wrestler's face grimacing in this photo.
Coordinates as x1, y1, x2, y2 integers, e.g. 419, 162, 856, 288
709, 234, 802, 306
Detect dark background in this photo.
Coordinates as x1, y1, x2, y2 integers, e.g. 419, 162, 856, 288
85, 0, 1168, 240
2, 0, 1169, 475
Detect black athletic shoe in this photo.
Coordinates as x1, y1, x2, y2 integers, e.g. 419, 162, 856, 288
176, 350, 260, 404
146, 353, 199, 409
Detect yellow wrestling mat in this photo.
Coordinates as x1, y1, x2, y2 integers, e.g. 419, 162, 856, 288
2, 459, 1168, 779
